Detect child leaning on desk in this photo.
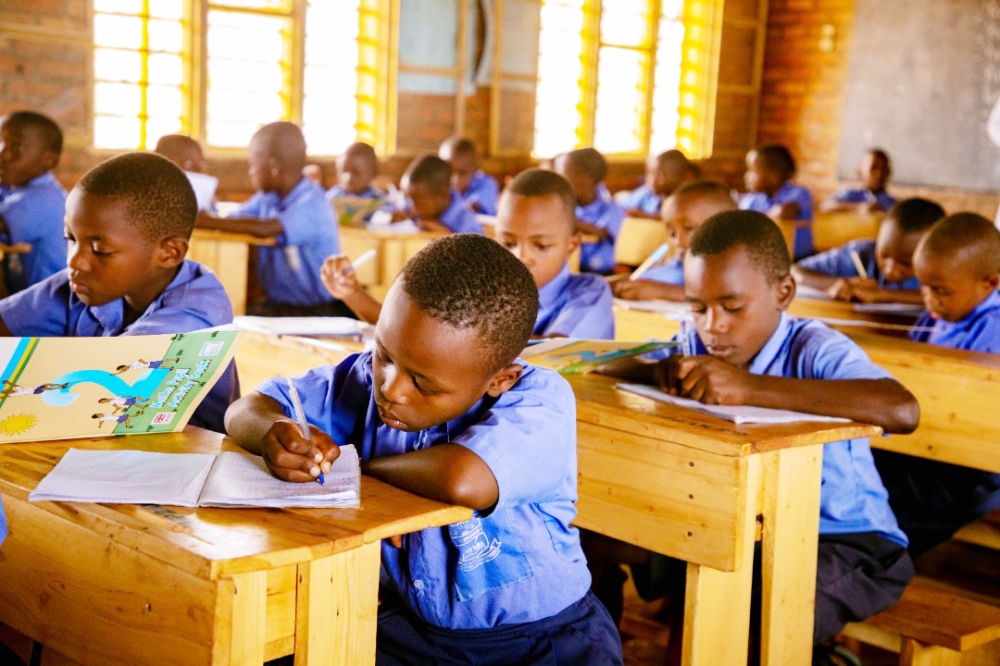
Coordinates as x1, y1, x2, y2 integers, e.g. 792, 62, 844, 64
438, 136, 500, 216
555, 148, 625, 275
739, 143, 815, 260
395, 154, 483, 234
874, 213, 1000, 558
821, 148, 896, 214
0, 152, 238, 433
616, 149, 699, 219
225, 234, 623, 666
596, 210, 919, 660
792, 197, 944, 305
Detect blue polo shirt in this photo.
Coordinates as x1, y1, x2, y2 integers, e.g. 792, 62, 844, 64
640, 255, 685, 286
0, 172, 68, 292
739, 181, 815, 260
675, 313, 908, 546
535, 264, 614, 339
830, 188, 896, 211
910, 290, 1000, 354
461, 170, 499, 216
0, 259, 237, 433
577, 196, 625, 274
618, 184, 661, 216
234, 177, 340, 306
0, 497, 5, 545
258, 353, 590, 629
438, 191, 483, 234
797, 239, 920, 290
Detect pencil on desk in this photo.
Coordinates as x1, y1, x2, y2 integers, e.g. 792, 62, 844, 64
630, 243, 671, 281
849, 250, 869, 279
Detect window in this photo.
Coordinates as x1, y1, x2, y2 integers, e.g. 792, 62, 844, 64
533, 0, 722, 159
92, 0, 386, 154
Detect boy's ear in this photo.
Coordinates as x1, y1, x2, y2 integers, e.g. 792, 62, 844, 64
567, 229, 582, 254
156, 236, 189, 269
42, 149, 59, 172
775, 272, 796, 310
985, 272, 1000, 290
485, 362, 523, 398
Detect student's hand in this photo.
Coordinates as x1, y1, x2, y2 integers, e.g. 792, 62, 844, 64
662, 355, 760, 405
826, 277, 878, 302
261, 420, 341, 483
613, 279, 664, 300
320, 254, 361, 299
390, 210, 412, 223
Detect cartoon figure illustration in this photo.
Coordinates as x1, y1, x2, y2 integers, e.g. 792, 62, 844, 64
0, 380, 69, 399
98, 395, 149, 416
91, 412, 133, 429
112, 358, 180, 376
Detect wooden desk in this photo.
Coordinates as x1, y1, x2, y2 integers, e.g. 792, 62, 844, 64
235, 332, 364, 395
569, 374, 882, 666
339, 226, 448, 301
813, 210, 881, 252
189, 229, 277, 316
0, 428, 471, 666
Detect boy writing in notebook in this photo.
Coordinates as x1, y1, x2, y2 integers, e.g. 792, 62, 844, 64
0, 152, 238, 433
792, 197, 944, 304
225, 234, 623, 666
196, 121, 346, 317
599, 210, 918, 659
0, 110, 68, 295
555, 148, 625, 275
616, 150, 698, 218
613, 180, 735, 302
874, 213, 1000, 557
821, 148, 895, 214
438, 136, 499, 216
739, 143, 815, 260
396, 153, 482, 234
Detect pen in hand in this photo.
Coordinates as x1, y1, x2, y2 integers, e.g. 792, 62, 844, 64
286, 377, 324, 485
343, 248, 377, 276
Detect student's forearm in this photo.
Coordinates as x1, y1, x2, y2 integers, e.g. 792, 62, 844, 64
791, 267, 839, 291
870, 288, 925, 305
224, 392, 289, 454
363, 443, 499, 510
595, 357, 658, 384
417, 220, 449, 233
342, 290, 383, 324
576, 220, 610, 240
196, 211, 283, 238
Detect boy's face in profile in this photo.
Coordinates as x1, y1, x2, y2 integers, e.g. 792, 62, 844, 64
372, 286, 518, 432
684, 244, 794, 369
913, 249, 998, 322
554, 158, 595, 205
497, 193, 579, 290
338, 152, 375, 195
247, 140, 279, 193
743, 152, 779, 196
0, 120, 58, 188
874, 220, 921, 284
403, 181, 450, 222
448, 153, 477, 194
861, 152, 890, 192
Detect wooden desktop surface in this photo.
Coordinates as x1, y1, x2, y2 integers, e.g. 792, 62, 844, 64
0, 427, 471, 666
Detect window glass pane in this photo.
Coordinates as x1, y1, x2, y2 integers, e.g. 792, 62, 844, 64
209, 90, 284, 122
593, 47, 646, 154
206, 120, 262, 148
534, 0, 585, 157
148, 84, 183, 116
94, 14, 144, 49
148, 53, 184, 85
95, 82, 143, 115
303, 0, 360, 155
209, 59, 283, 92
303, 96, 356, 155
305, 64, 357, 94
309, 0, 359, 8
149, 0, 184, 20
207, 10, 286, 61
94, 116, 141, 149
146, 117, 184, 143
649, 16, 685, 153
94, 48, 143, 83
210, 0, 292, 11
600, 3, 651, 48
149, 18, 184, 52
94, 0, 143, 15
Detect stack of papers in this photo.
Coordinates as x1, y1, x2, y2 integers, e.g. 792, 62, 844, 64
234, 316, 372, 338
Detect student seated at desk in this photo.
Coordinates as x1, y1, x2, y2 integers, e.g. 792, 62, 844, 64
438, 136, 499, 216
821, 148, 896, 214
196, 121, 348, 318
874, 213, 1000, 557
0, 110, 68, 295
792, 197, 944, 304
154, 134, 217, 212
396, 154, 482, 234
596, 210, 919, 662
226, 234, 623, 666
555, 148, 625, 275
615, 149, 698, 218
0, 152, 238, 432
739, 143, 815, 260
612, 180, 735, 302
326, 141, 384, 201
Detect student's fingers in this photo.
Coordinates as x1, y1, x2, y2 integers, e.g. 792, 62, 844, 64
387, 535, 403, 548
654, 355, 682, 394
612, 280, 638, 298
266, 420, 329, 480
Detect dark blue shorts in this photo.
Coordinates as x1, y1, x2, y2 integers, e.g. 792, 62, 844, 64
376, 591, 623, 666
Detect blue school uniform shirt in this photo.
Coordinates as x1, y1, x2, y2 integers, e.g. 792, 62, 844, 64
437, 191, 483, 234
830, 188, 896, 212
461, 170, 499, 216
0, 496, 5, 545
675, 313, 908, 546
0, 173, 68, 292
536, 264, 614, 339
258, 353, 591, 629
739, 181, 815, 260
909, 290, 1000, 354
234, 177, 340, 306
639, 255, 685, 286
618, 184, 662, 216
797, 239, 920, 290
0, 259, 237, 433
577, 196, 625, 274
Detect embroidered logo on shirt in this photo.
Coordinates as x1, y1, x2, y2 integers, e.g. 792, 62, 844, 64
451, 518, 502, 572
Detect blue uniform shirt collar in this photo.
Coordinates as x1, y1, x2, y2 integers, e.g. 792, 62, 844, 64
951, 289, 1000, 329
537, 264, 571, 312
87, 260, 197, 334
265, 176, 313, 212
747, 312, 793, 375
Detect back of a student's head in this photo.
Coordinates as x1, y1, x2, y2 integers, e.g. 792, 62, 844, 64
403, 153, 451, 194
872, 197, 946, 283
664, 181, 737, 251
76, 152, 197, 241
250, 122, 307, 174
154, 134, 205, 173
885, 197, 945, 235
397, 234, 538, 374
0, 110, 63, 186
651, 149, 698, 195
749, 144, 796, 182
501, 168, 576, 233
555, 147, 606, 204
688, 209, 791, 285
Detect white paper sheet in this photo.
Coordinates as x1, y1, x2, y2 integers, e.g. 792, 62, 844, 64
233, 316, 368, 338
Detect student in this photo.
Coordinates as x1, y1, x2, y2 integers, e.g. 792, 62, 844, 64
792, 197, 944, 304
601, 210, 918, 659
197, 122, 347, 317
326, 141, 384, 201
399, 153, 482, 234
0, 152, 238, 433
225, 234, 623, 666
874, 213, 1000, 558
616, 150, 698, 218
154, 134, 218, 212
0, 110, 68, 295
613, 180, 735, 303
821, 148, 895, 213
555, 148, 625, 275
439, 136, 499, 216
738, 144, 815, 260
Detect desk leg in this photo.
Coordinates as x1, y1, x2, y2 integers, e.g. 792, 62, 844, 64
760, 445, 823, 666
294, 540, 380, 666
682, 456, 761, 666
227, 571, 268, 665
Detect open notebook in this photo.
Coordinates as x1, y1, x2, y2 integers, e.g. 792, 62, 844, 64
29, 444, 361, 509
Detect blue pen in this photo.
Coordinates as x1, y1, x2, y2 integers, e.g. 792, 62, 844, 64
630, 242, 671, 281
286, 377, 324, 485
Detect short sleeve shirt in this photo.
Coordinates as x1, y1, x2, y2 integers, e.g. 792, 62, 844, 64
0, 173, 68, 291
618, 184, 662, 216
910, 290, 1000, 354
831, 188, 896, 211
461, 170, 500, 216
640, 255, 685, 286
536, 264, 614, 339
577, 196, 625, 274
439, 191, 484, 234
739, 181, 815, 260
797, 239, 920, 290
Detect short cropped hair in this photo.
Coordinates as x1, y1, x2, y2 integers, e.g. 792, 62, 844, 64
886, 197, 945, 235
251, 122, 307, 173
154, 134, 203, 170
564, 148, 607, 183
505, 168, 576, 231
403, 153, 451, 193
752, 144, 796, 181
77, 152, 197, 240
344, 142, 378, 170
688, 210, 790, 283
656, 149, 696, 175
399, 234, 538, 373
440, 136, 477, 160
916, 213, 1000, 277
672, 180, 737, 211
868, 148, 891, 169
1, 110, 63, 154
